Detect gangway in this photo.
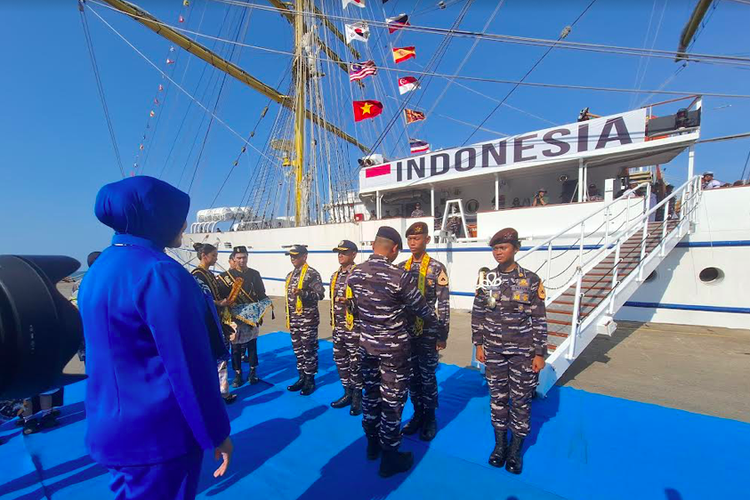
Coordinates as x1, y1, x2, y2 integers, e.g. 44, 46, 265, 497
475, 175, 703, 396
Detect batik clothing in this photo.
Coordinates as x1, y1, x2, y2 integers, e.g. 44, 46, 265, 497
285, 265, 325, 376
218, 267, 269, 345
330, 264, 361, 390
471, 264, 548, 438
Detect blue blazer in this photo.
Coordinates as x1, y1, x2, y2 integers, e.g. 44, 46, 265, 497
78, 234, 230, 466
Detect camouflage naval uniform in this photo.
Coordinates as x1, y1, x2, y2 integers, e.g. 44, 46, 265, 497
347, 254, 441, 452
285, 265, 325, 376
471, 265, 547, 438
398, 255, 450, 412
331, 264, 361, 391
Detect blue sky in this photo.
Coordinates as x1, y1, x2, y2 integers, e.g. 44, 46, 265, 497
2, 0, 749, 267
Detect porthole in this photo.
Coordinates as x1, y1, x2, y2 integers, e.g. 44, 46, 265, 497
466, 199, 479, 214
699, 267, 724, 284
645, 271, 657, 283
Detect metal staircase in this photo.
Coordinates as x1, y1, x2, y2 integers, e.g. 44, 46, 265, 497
511, 176, 703, 396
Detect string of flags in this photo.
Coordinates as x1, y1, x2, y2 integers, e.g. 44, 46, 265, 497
349, 60, 377, 82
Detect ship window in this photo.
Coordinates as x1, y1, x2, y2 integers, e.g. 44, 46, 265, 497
699, 267, 723, 284
645, 271, 657, 283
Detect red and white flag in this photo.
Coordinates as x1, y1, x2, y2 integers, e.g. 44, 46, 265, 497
178, 15, 185, 23
343, 0, 365, 8
398, 76, 419, 95
158, 84, 164, 91
166, 58, 175, 64
149, 110, 155, 117
154, 98, 160, 105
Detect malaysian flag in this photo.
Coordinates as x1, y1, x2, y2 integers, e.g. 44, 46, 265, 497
387, 14, 410, 33
349, 60, 377, 82
409, 139, 430, 154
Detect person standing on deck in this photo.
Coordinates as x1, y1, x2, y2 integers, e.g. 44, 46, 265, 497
78, 176, 232, 500
218, 246, 271, 388
410, 202, 425, 217
192, 243, 237, 405
398, 222, 450, 441
472, 228, 548, 475
329, 240, 363, 415
284, 245, 325, 396
346, 227, 445, 478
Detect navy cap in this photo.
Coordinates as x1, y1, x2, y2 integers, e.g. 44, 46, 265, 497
376, 226, 402, 249
233, 246, 249, 254
333, 240, 358, 253
286, 244, 308, 256
405, 221, 429, 237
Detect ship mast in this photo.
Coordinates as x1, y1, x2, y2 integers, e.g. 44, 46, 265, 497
293, 0, 307, 226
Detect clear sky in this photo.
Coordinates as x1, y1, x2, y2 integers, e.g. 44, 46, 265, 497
2, 0, 749, 267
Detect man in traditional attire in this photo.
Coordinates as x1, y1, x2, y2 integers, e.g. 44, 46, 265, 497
78, 176, 232, 500
218, 246, 273, 388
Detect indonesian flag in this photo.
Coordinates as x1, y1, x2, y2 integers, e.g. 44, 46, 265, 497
345, 22, 369, 43
158, 84, 164, 91
404, 108, 425, 124
398, 76, 419, 94
139, 144, 144, 151
387, 14, 410, 33
353, 100, 383, 122
392, 46, 416, 64
343, 0, 365, 8
166, 58, 175, 64
178, 15, 185, 23
409, 139, 430, 154
149, 110, 156, 117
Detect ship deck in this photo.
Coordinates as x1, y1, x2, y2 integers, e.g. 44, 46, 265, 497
3, 317, 750, 499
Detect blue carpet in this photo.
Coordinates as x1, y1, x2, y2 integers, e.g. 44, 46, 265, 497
1, 331, 748, 500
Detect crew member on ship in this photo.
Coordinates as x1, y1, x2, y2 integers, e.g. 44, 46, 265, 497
218, 246, 270, 387
398, 222, 450, 441
471, 228, 548, 475
328, 240, 362, 415
284, 245, 326, 396
78, 176, 232, 499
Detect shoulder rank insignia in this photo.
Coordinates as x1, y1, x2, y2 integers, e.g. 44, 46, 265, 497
538, 281, 546, 300
437, 269, 449, 286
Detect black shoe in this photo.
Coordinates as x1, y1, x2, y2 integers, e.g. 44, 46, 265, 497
300, 375, 316, 396
22, 419, 39, 436
287, 374, 305, 392
331, 388, 352, 408
505, 433, 525, 474
349, 389, 363, 416
366, 435, 381, 460
222, 393, 238, 405
232, 372, 244, 389
419, 409, 437, 441
378, 450, 414, 478
248, 367, 259, 385
402, 406, 423, 435
488, 429, 508, 468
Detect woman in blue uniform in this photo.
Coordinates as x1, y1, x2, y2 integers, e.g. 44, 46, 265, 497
78, 176, 233, 500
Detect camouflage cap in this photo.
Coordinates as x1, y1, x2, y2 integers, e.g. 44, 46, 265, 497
405, 221, 429, 237
376, 226, 402, 249
489, 227, 520, 248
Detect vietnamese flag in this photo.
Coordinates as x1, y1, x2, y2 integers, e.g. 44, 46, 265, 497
353, 100, 383, 122
392, 46, 416, 64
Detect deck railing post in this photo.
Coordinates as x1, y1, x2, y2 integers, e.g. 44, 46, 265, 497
638, 184, 650, 282
567, 272, 583, 361
546, 241, 552, 288
608, 240, 621, 315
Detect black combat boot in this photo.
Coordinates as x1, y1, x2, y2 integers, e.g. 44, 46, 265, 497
349, 389, 363, 416
378, 450, 414, 478
248, 367, 259, 385
505, 433, 525, 474
419, 408, 437, 441
300, 375, 316, 396
331, 388, 352, 408
287, 372, 305, 392
366, 434, 381, 460
402, 404, 423, 435
488, 429, 508, 468
232, 371, 244, 388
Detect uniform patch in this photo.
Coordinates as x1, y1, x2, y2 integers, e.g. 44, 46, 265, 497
437, 270, 449, 286
519, 278, 528, 286
538, 281, 546, 300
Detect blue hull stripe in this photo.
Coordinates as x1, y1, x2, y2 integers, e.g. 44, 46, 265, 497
623, 301, 750, 314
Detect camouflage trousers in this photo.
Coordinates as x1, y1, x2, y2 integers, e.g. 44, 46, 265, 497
290, 324, 319, 376
332, 327, 362, 390
407, 334, 439, 411
485, 351, 536, 438
360, 346, 410, 451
